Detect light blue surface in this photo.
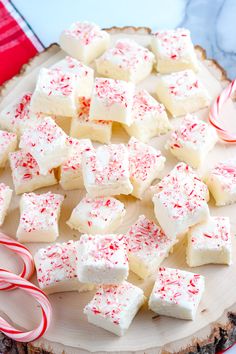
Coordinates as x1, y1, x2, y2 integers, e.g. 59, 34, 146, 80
12, 0, 186, 45
13, 0, 236, 78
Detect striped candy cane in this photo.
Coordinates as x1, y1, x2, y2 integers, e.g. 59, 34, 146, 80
0, 232, 34, 290
0, 269, 52, 342
209, 79, 236, 142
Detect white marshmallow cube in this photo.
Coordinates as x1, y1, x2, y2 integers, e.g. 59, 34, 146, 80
76, 234, 129, 285
59, 21, 110, 64
84, 281, 145, 336
166, 114, 218, 168
126, 215, 176, 279
149, 267, 205, 320
151, 28, 199, 73
9, 150, 57, 195
205, 159, 236, 206
0, 130, 17, 168
128, 137, 166, 199
67, 195, 126, 234
123, 89, 171, 142
89, 78, 135, 126
156, 69, 210, 117
152, 162, 209, 239
30, 68, 78, 117
16, 192, 64, 243
0, 92, 43, 135
82, 144, 133, 197
34, 240, 94, 294
59, 137, 93, 190
186, 216, 232, 267
70, 97, 112, 144
51, 56, 94, 98
19, 117, 71, 175
0, 183, 13, 226
96, 38, 154, 83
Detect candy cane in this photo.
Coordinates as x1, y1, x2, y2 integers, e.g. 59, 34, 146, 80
209, 79, 236, 142
0, 232, 34, 291
0, 269, 52, 342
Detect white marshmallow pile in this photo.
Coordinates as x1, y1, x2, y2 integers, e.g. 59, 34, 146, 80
0, 21, 233, 337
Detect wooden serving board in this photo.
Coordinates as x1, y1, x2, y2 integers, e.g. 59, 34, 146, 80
0, 27, 236, 354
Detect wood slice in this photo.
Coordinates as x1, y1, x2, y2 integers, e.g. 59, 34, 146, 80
0, 26, 236, 354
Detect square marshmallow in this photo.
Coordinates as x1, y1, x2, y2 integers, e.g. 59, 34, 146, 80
96, 38, 155, 83
16, 192, 64, 243
84, 281, 145, 336
51, 56, 94, 98
126, 215, 176, 279
0, 130, 17, 168
152, 163, 209, 239
149, 267, 205, 320
9, 150, 57, 195
128, 137, 166, 199
82, 144, 133, 197
70, 97, 112, 144
0, 183, 13, 226
30, 68, 78, 117
166, 114, 218, 168
0, 92, 44, 135
76, 234, 129, 285
151, 28, 199, 73
59, 137, 93, 190
34, 240, 94, 294
156, 69, 210, 117
123, 89, 171, 142
67, 196, 126, 234
59, 21, 110, 64
186, 216, 231, 267
19, 117, 71, 175
205, 159, 236, 206
89, 78, 135, 126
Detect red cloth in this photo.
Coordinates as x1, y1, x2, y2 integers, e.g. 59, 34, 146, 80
0, 0, 44, 85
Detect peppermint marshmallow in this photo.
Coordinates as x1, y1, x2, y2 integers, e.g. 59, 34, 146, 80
16, 192, 64, 243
